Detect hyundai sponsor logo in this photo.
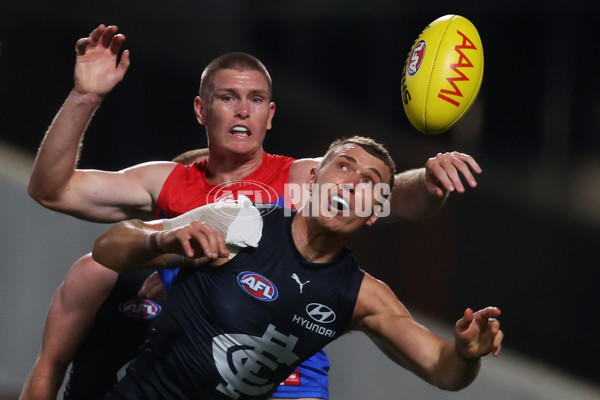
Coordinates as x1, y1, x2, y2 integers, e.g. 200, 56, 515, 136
305, 303, 336, 323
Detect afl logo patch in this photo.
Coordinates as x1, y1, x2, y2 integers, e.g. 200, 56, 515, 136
408, 40, 426, 76
208, 180, 281, 217
238, 271, 278, 301
306, 303, 336, 323
119, 298, 161, 319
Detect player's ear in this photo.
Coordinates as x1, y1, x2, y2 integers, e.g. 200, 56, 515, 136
194, 96, 206, 125
266, 102, 276, 131
307, 167, 318, 194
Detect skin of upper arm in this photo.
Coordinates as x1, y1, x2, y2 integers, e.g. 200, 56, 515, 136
64, 161, 177, 222
351, 273, 446, 384
39, 254, 118, 367
19, 256, 117, 399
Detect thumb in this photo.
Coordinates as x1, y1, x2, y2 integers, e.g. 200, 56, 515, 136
456, 308, 474, 332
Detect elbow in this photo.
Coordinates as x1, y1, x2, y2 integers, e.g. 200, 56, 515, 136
27, 181, 61, 210
431, 373, 475, 392
438, 380, 473, 392
92, 234, 124, 274
27, 181, 47, 205
92, 236, 112, 271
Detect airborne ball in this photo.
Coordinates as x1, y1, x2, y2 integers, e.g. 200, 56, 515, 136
402, 14, 484, 134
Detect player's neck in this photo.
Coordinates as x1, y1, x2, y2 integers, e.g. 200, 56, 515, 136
291, 213, 346, 264
204, 149, 264, 185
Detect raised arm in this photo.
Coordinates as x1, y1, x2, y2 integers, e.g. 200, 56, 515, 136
289, 151, 481, 220
352, 273, 502, 391
390, 152, 482, 221
27, 25, 171, 222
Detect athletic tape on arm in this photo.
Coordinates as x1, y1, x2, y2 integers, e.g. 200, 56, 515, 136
161, 195, 263, 264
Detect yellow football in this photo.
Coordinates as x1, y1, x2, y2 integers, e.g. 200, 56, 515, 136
402, 14, 484, 134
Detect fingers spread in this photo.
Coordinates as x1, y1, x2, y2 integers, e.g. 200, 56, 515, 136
88, 24, 106, 43
99, 25, 119, 47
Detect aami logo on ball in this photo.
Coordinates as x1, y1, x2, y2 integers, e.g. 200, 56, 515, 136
238, 272, 278, 301
407, 40, 426, 76
119, 298, 161, 319
438, 30, 478, 107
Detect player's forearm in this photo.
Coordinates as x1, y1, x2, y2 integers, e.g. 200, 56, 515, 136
389, 168, 447, 221
93, 220, 165, 274
431, 342, 481, 391
19, 364, 66, 400
28, 90, 102, 206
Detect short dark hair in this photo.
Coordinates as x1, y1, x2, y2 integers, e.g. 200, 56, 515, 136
199, 52, 272, 99
321, 136, 396, 190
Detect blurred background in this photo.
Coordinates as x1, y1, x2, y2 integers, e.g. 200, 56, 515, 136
1, 0, 600, 399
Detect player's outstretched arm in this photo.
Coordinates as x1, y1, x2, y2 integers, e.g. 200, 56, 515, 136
390, 152, 482, 221
19, 254, 117, 400
93, 218, 229, 274
27, 25, 166, 222
352, 274, 502, 391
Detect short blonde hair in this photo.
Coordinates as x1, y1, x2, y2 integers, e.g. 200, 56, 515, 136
199, 52, 272, 100
321, 136, 396, 189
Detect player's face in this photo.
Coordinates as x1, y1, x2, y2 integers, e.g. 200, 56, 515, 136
307, 145, 392, 234
194, 69, 275, 158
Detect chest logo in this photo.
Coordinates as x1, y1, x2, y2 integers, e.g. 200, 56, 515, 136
213, 324, 299, 398
119, 298, 161, 319
291, 273, 310, 293
238, 272, 278, 301
208, 180, 281, 216
306, 303, 336, 323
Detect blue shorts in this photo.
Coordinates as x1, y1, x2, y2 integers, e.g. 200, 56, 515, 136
271, 350, 330, 399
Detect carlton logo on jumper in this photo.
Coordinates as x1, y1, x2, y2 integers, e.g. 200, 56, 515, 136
408, 40, 426, 76
213, 324, 299, 399
238, 272, 278, 301
119, 298, 161, 319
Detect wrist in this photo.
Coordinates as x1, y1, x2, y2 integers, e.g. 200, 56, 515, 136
146, 231, 165, 254
69, 88, 104, 105
454, 345, 480, 363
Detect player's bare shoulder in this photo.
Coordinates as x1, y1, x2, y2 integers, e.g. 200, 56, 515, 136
352, 273, 410, 330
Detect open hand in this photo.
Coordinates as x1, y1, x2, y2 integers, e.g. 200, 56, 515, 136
425, 152, 482, 197
73, 24, 130, 97
454, 307, 503, 360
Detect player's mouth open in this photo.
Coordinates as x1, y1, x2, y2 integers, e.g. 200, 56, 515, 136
231, 126, 250, 136
330, 194, 349, 212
